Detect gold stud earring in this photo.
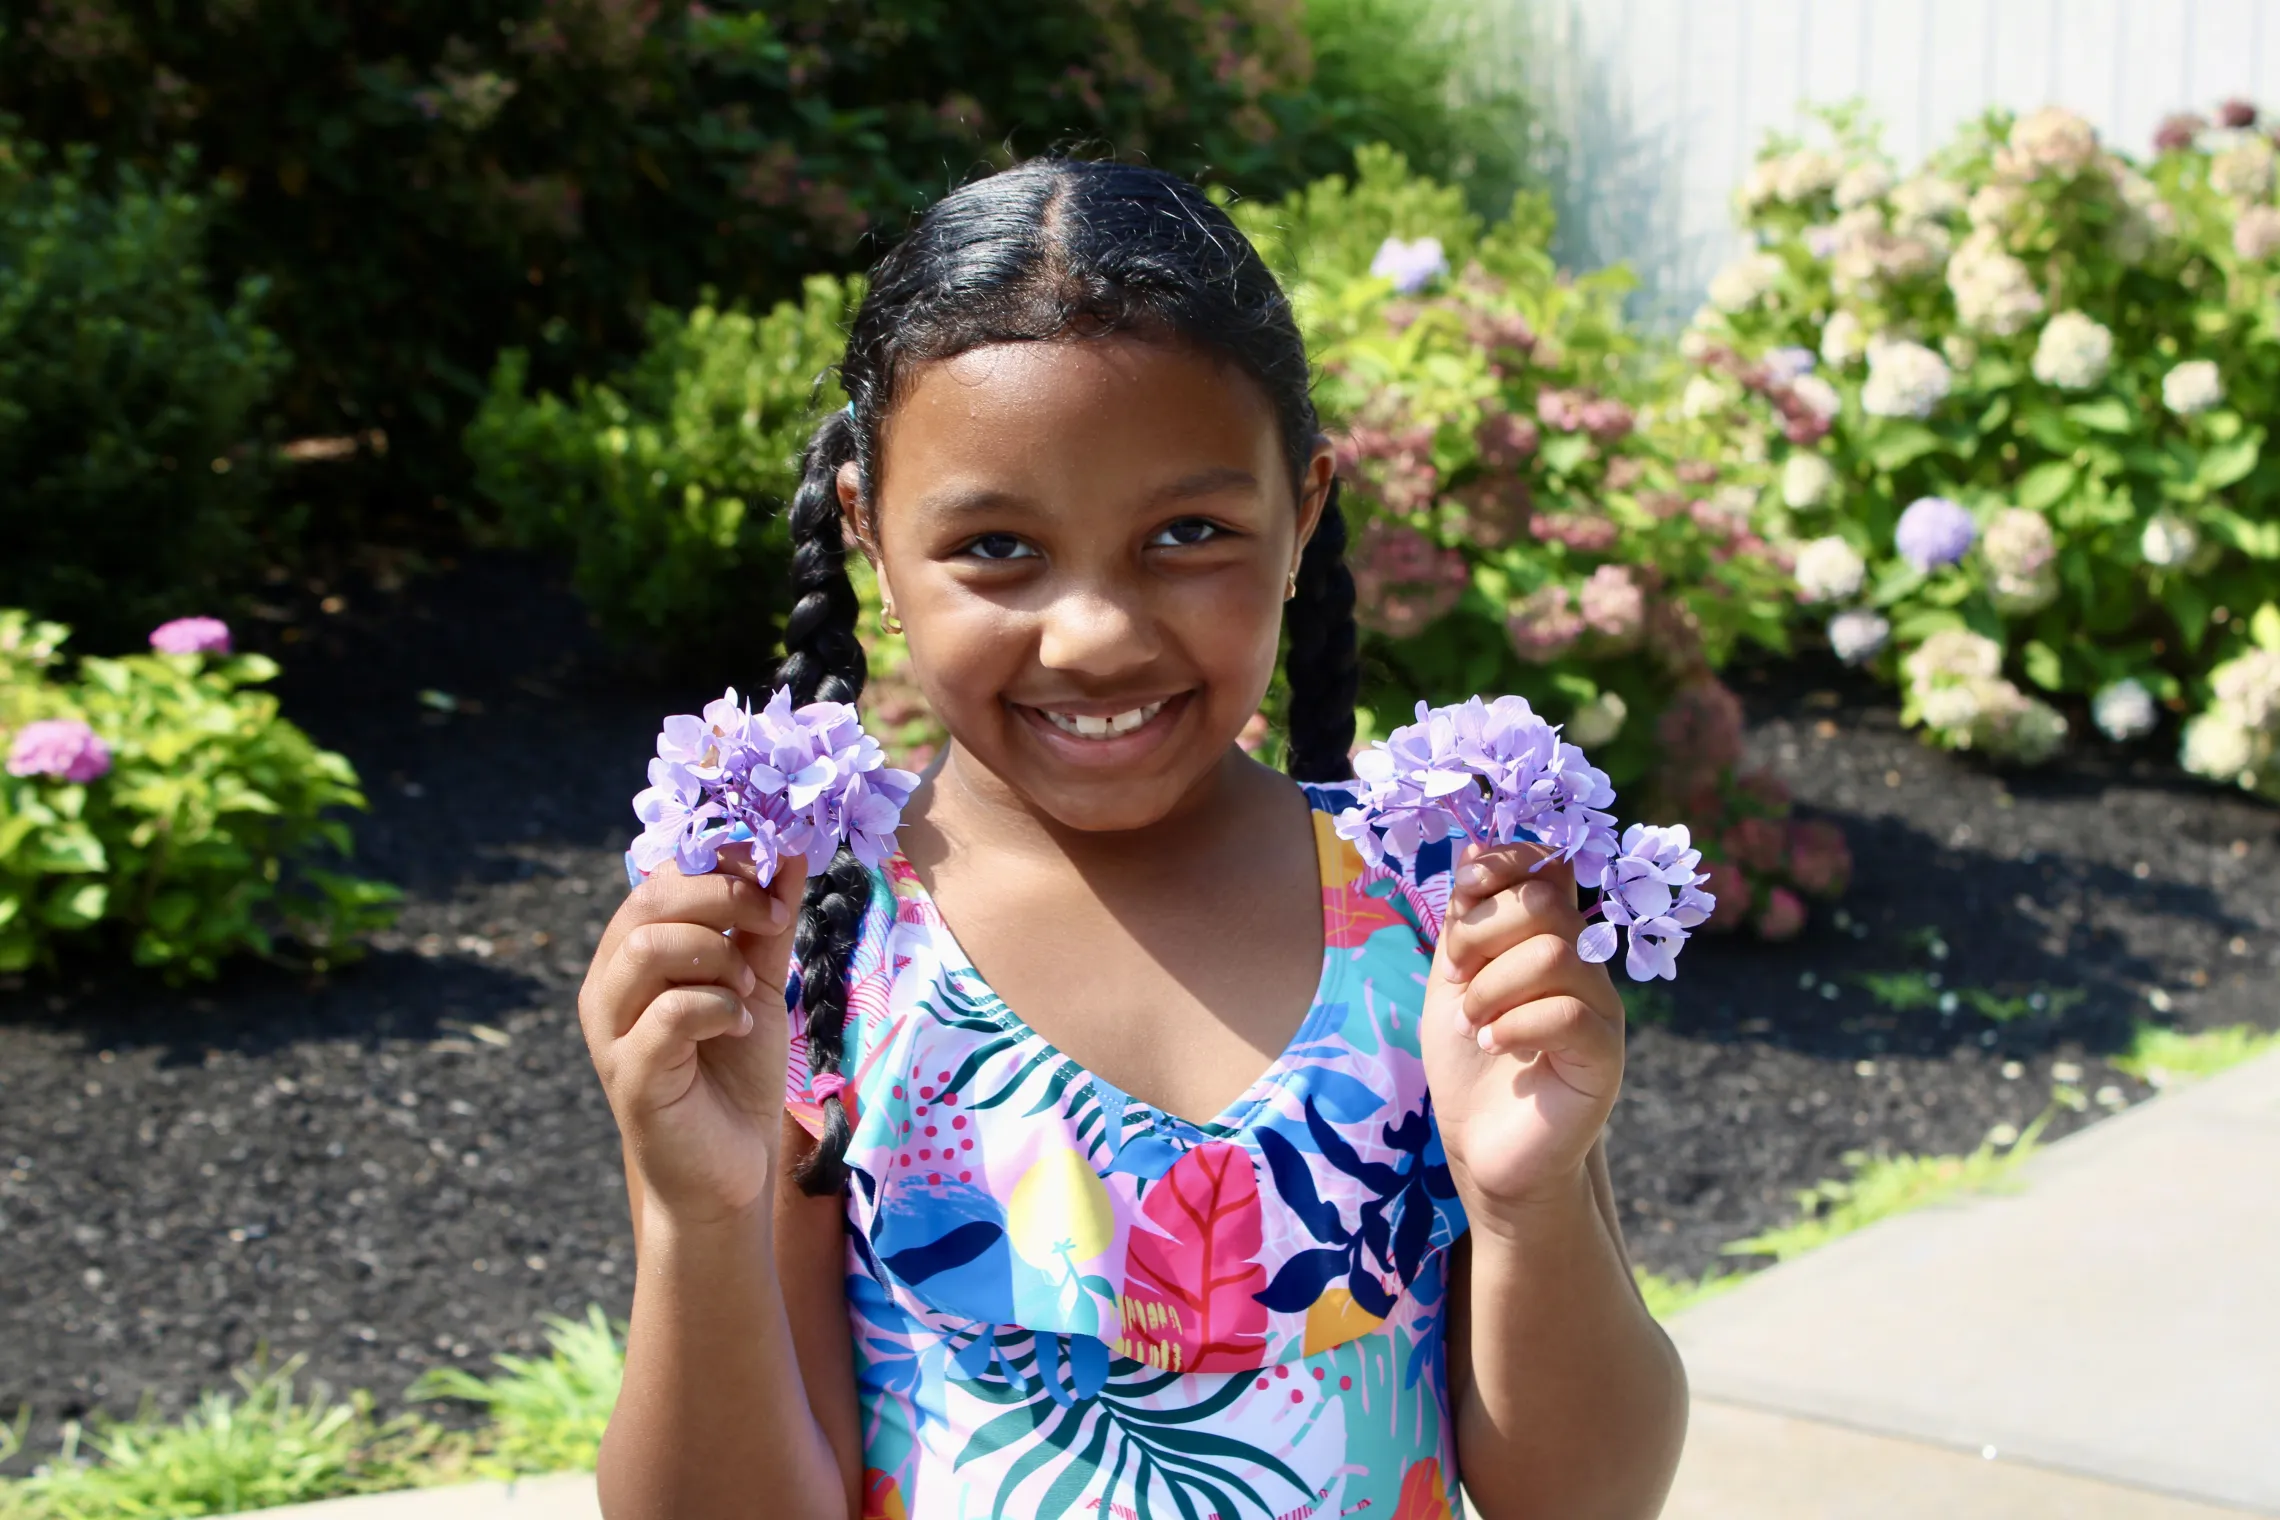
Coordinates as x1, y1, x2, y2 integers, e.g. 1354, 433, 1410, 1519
880, 602, 904, 636
1284, 570, 1299, 601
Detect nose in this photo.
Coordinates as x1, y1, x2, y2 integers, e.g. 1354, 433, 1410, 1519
1034, 576, 1162, 682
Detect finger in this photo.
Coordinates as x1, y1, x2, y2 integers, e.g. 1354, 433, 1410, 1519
1442, 871, 1587, 985
730, 856, 811, 1004
613, 985, 754, 1102
595, 920, 757, 1040
1460, 931, 1612, 1034
1468, 994, 1622, 1094
1447, 840, 1573, 922
592, 860, 790, 970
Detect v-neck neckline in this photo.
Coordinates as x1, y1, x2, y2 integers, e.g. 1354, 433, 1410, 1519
883, 790, 1349, 1137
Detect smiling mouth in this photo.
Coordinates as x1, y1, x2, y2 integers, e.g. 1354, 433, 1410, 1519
1033, 699, 1170, 740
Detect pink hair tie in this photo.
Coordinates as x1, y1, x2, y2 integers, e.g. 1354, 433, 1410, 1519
806, 1073, 848, 1104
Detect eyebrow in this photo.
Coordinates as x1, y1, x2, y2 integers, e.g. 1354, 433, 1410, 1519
913, 466, 1261, 522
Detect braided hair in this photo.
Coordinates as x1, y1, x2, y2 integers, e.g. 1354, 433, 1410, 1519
783, 158, 1358, 1195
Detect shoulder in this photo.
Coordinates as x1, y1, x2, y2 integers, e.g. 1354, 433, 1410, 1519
1298, 778, 1459, 944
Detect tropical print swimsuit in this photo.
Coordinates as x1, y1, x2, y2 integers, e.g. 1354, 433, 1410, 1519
780, 783, 1470, 1520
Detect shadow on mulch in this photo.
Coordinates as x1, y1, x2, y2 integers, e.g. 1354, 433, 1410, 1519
3, 552, 2276, 1460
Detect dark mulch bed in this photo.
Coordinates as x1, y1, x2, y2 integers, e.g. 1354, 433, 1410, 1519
3, 553, 2274, 1460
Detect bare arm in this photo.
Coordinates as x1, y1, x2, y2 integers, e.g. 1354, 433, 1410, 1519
1447, 1139, 1688, 1520
601, 1122, 861, 1520
577, 860, 861, 1520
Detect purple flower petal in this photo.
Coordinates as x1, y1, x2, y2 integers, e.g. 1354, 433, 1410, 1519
1577, 921, 1619, 963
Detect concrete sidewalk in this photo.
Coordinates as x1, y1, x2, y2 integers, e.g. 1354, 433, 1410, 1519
237, 1051, 2280, 1519
1664, 1046, 2280, 1517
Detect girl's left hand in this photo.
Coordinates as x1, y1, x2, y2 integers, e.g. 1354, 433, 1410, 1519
1420, 841, 1625, 1217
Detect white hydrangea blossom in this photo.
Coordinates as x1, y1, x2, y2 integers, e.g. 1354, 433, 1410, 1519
1946, 229, 2044, 335
2211, 649, 2280, 732
2030, 311, 2114, 390
1966, 182, 2025, 231
2006, 107, 2100, 177
1788, 373, 1841, 422
1680, 373, 1734, 419
1708, 251, 1785, 312
2210, 136, 2278, 200
2235, 205, 2280, 260
1890, 174, 1966, 226
1793, 537, 1866, 603
1907, 628, 2004, 686
1782, 451, 1837, 509
1834, 161, 1894, 209
1941, 333, 1980, 371
1677, 322, 1718, 361
2180, 709, 2266, 784
1981, 508, 2058, 614
1820, 310, 1868, 366
1735, 158, 1784, 214
2092, 679, 2159, 742
2139, 511, 2200, 568
1981, 689, 2069, 765
1563, 689, 1628, 748
1917, 681, 1985, 731
1774, 149, 1843, 203
2162, 359, 2223, 415
1860, 339, 1951, 418
1827, 608, 1890, 664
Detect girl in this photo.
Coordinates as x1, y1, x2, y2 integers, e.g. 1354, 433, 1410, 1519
579, 160, 1687, 1520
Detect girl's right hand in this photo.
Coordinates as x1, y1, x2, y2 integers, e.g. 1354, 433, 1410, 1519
578, 854, 809, 1226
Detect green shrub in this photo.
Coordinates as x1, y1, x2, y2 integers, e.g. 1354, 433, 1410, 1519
0, 611, 398, 981
1674, 101, 2280, 789
2, 1358, 463, 1519
1232, 149, 1834, 938
0, 0, 1510, 507
410, 1307, 624, 1477
0, 128, 282, 640
466, 276, 856, 662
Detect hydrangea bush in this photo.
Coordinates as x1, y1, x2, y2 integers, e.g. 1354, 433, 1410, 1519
1229, 148, 1841, 936
0, 612, 398, 981
1675, 100, 2280, 789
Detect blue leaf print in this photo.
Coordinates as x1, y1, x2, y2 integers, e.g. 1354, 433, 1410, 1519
1105, 1135, 1182, 1180
1035, 1333, 1112, 1407
1289, 1066, 1387, 1124
1255, 1126, 1347, 1245
1306, 1097, 1405, 1195
874, 1177, 1015, 1324
883, 1220, 1003, 1285
1255, 1245, 1351, 1312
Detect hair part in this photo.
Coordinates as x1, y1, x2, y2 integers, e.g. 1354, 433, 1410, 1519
780, 158, 1358, 1196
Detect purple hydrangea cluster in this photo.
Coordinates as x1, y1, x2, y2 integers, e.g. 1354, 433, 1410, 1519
631, 687, 919, 884
1895, 495, 1978, 571
1334, 696, 1716, 981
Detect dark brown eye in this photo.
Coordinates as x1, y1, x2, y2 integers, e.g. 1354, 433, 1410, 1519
1150, 518, 1224, 548
963, 533, 1037, 561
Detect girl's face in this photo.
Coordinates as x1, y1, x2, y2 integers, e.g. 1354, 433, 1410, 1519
847, 337, 1333, 834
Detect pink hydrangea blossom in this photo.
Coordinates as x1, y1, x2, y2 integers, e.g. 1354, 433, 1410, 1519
1351, 521, 1470, 638
149, 617, 232, 655
1579, 564, 1645, 641
1755, 886, 1808, 941
1507, 584, 1585, 663
7, 718, 111, 782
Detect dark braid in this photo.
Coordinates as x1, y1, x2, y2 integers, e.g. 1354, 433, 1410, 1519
1283, 479, 1359, 782
776, 409, 872, 1196
784, 157, 1361, 1194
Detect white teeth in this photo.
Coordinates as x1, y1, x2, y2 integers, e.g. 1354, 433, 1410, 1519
1042, 700, 1166, 739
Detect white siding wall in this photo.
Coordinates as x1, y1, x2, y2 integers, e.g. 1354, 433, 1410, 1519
1486, 0, 2280, 321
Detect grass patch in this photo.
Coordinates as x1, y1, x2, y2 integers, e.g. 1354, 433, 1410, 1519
1855, 969, 2082, 1023
0, 1358, 466, 1519
410, 1307, 624, 1477
1632, 1266, 1745, 1321
1857, 969, 1940, 1011
1721, 1113, 2051, 1265
2113, 1023, 2280, 1087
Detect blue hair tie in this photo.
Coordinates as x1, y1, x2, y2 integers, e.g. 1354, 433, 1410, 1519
844, 400, 857, 421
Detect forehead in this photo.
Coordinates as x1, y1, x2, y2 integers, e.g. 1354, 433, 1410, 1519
874, 337, 1283, 496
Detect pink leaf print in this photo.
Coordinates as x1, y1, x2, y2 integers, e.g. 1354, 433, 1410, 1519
1393, 1457, 1454, 1520
1116, 1140, 1267, 1373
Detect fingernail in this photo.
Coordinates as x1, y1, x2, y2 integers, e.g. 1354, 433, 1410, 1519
1475, 1025, 1495, 1051
1463, 862, 1494, 888
740, 966, 757, 994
